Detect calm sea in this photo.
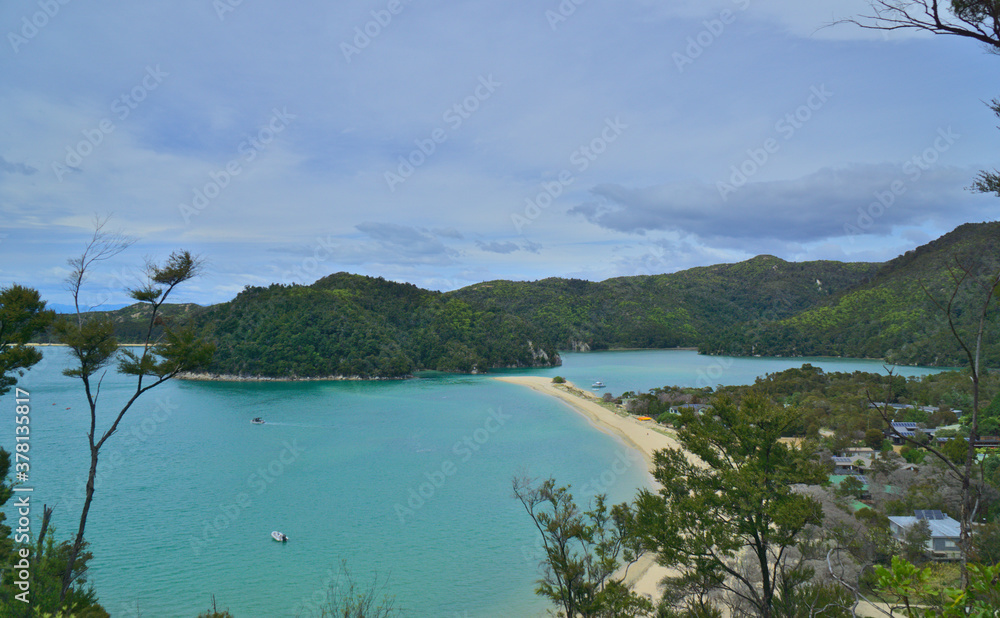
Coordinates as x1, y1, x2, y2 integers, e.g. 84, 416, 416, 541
1, 349, 945, 617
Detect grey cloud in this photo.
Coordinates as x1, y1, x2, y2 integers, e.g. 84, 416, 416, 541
0, 156, 37, 176
570, 164, 993, 242
476, 240, 543, 254
476, 241, 520, 254
355, 222, 457, 265
431, 227, 464, 239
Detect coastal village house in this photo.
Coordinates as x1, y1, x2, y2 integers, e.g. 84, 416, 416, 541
888, 510, 962, 561
668, 403, 711, 415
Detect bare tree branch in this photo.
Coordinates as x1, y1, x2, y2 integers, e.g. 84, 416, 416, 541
836, 1, 1000, 51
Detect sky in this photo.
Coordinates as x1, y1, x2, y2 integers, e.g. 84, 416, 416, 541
1, 0, 998, 309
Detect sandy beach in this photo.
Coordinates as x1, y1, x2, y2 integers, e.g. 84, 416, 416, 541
493, 375, 694, 603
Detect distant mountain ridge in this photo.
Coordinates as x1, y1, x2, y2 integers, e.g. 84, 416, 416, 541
41, 222, 1000, 376
448, 256, 881, 352
700, 221, 1000, 366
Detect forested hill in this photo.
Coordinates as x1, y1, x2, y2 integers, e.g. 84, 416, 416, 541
39, 222, 1000, 376
700, 222, 1000, 367
189, 273, 561, 378
447, 257, 881, 351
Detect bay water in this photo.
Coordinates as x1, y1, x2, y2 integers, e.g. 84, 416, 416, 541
1, 349, 946, 617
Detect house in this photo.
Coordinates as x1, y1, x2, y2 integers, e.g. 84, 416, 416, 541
831, 453, 874, 475
668, 403, 711, 415
974, 435, 1000, 449
887, 510, 961, 561
887, 421, 922, 445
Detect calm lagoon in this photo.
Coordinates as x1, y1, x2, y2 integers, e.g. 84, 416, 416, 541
1, 348, 947, 617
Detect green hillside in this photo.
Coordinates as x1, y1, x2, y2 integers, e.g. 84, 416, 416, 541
704, 222, 1000, 366
449, 257, 881, 351
38, 222, 1000, 377
191, 273, 560, 378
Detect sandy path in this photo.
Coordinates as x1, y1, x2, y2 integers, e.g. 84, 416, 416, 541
493, 375, 697, 604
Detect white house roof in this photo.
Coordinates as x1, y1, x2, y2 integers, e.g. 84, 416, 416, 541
888, 512, 961, 539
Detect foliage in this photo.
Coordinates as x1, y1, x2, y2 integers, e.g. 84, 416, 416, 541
874, 556, 1000, 617
552, 375, 567, 384
295, 559, 401, 618
44, 223, 1000, 378
0, 458, 107, 616
632, 391, 828, 617
837, 475, 866, 500
0, 284, 55, 396
55, 227, 214, 604
454, 256, 879, 353
512, 476, 651, 618
709, 223, 1000, 367
192, 273, 560, 378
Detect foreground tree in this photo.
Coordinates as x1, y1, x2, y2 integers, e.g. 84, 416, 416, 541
632, 392, 829, 618
512, 476, 651, 618
0, 284, 55, 396
55, 222, 214, 603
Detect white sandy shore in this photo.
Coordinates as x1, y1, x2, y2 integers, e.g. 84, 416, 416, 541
493, 375, 698, 603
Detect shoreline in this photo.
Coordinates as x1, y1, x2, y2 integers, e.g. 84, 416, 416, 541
493, 375, 693, 602
175, 371, 404, 382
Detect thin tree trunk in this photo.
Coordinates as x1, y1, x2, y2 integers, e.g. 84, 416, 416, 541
60, 446, 98, 603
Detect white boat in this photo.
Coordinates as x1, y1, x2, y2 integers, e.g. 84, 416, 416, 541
251, 417, 265, 424
271, 531, 288, 542
592, 381, 606, 389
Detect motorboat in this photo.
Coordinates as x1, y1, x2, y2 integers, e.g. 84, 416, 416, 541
251, 417, 265, 424
271, 531, 288, 542
592, 381, 606, 389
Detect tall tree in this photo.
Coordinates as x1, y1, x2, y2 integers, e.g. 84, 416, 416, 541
55, 220, 214, 603
631, 392, 828, 618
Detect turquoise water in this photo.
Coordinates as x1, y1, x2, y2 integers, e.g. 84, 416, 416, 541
498, 349, 949, 396
1, 349, 948, 617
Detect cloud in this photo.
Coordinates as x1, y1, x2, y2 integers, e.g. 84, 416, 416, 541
0, 156, 37, 176
354, 222, 458, 265
476, 240, 520, 254
475, 239, 542, 254
431, 227, 464, 239
570, 163, 994, 242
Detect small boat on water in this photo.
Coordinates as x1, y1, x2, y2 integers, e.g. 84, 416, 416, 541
271, 531, 288, 542
251, 417, 265, 424
592, 381, 606, 389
